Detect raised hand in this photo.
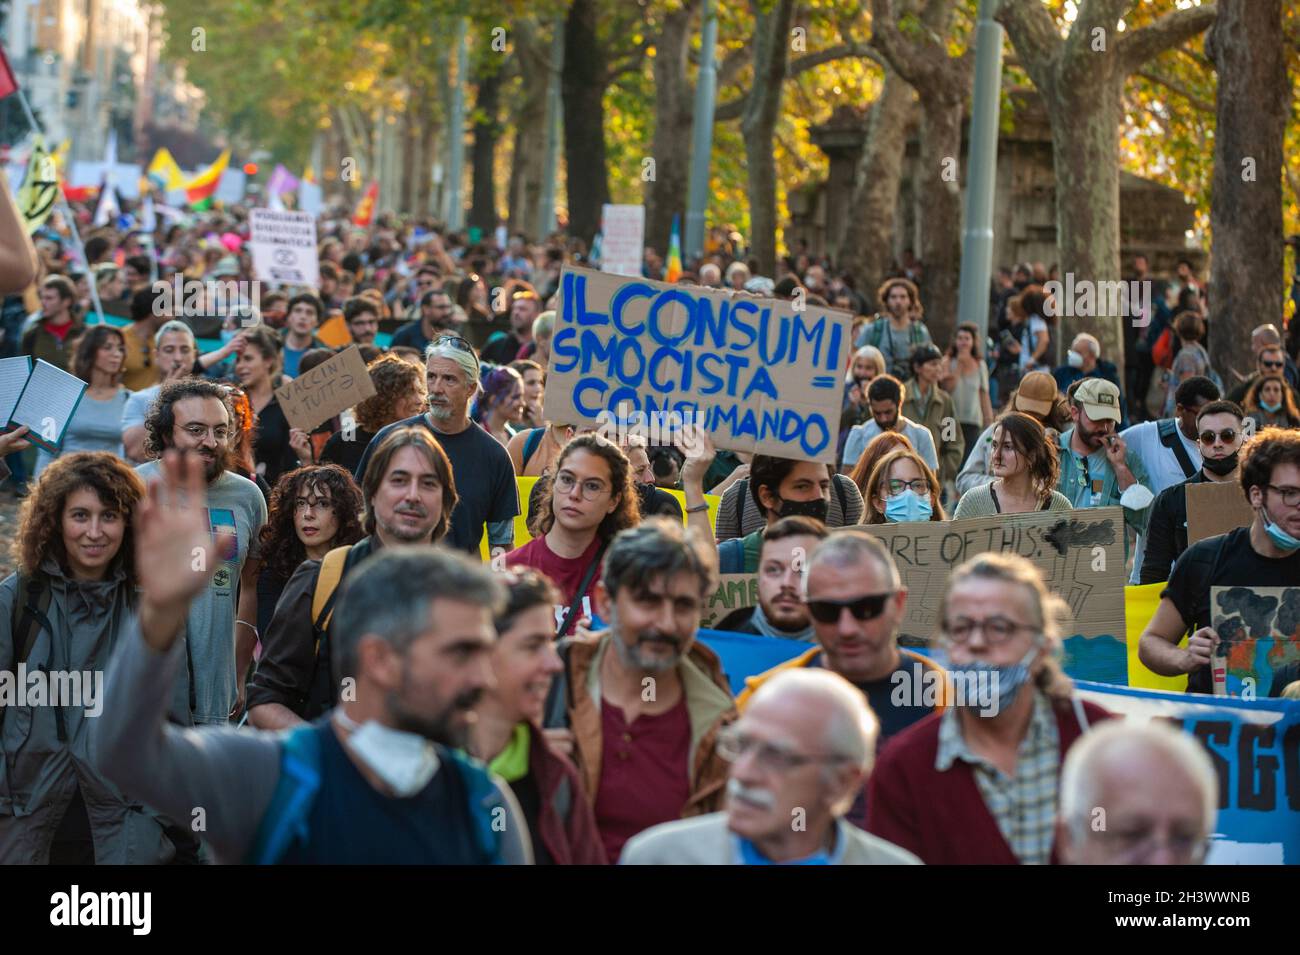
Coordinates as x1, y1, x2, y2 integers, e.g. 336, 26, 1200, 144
0, 425, 32, 457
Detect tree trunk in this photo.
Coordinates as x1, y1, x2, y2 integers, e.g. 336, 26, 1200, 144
741, 0, 796, 277
562, 0, 611, 244
1207, 0, 1287, 384
468, 63, 503, 233
508, 18, 550, 237
838, 68, 913, 311
644, 1, 698, 258
914, 89, 963, 348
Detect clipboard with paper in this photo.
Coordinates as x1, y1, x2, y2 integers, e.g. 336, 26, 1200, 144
6, 358, 88, 454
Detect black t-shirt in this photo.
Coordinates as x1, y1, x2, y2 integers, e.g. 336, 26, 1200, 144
253, 398, 300, 489
1162, 526, 1300, 694
354, 414, 520, 554
507, 769, 555, 866
389, 320, 434, 355
320, 427, 376, 478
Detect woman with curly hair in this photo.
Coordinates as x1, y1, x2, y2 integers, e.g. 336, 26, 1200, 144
243, 464, 365, 640
34, 324, 129, 477
319, 353, 427, 476
220, 385, 271, 500
505, 433, 640, 635
0, 452, 194, 863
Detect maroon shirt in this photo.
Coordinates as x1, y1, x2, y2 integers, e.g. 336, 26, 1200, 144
593, 694, 692, 864
505, 534, 603, 635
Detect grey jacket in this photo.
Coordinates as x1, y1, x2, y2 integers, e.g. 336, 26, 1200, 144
620, 811, 922, 865
0, 563, 186, 864
92, 618, 533, 864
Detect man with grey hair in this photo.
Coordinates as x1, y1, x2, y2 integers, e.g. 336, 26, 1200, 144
1054, 332, 1126, 425
1057, 721, 1218, 865
620, 669, 921, 864
353, 334, 519, 556
95, 451, 531, 864
547, 517, 737, 863
698, 262, 723, 288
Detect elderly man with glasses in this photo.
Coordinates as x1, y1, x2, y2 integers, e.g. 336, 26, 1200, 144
621, 669, 921, 865
353, 334, 520, 558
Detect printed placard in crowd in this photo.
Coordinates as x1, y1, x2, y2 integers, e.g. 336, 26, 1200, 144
865, 507, 1126, 648
1187, 480, 1255, 546
700, 574, 760, 629
7, 358, 87, 453
600, 204, 646, 277
543, 266, 853, 464
1210, 586, 1300, 699
274, 344, 375, 432
0, 354, 33, 424
248, 207, 320, 288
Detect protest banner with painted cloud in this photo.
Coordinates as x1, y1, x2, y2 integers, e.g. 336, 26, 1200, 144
1211, 586, 1300, 698
543, 266, 853, 464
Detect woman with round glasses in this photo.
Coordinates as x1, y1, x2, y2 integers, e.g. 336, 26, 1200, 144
868, 551, 1111, 865
860, 448, 945, 524
505, 433, 641, 635
952, 412, 1072, 518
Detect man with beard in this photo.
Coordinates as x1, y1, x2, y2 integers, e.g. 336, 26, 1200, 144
94, 455, 530, 864
549, 518, 737, 863
353, 335, 519, 556
481, 288, 541, 365
715, 517, 826, 640
137, 380, 268, 725
247, 427, 457, 729
621, 669, 920, 865
1054, 378, 1153, 538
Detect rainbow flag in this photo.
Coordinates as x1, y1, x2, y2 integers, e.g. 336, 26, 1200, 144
185, 149, 230, 210
665, 213, 682, 283
353, 181, 379, 227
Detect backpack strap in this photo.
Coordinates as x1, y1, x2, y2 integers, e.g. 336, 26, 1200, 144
556, 541, 606, 637
444, 748, 506, 864
1157, 418, 1197, 479
244, 723, 323, 864
311, 545, 354, 645
521, 427, 545, 472
2, 574, 54, 737
733, 479, 747, 533
542, 639, 574, 730
834, 474, 848, 524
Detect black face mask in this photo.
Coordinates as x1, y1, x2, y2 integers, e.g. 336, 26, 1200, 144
636, 482, 659, 513
776, 496, 829, 523
1202, 451, 1239, 477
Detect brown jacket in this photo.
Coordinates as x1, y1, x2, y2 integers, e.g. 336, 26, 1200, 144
563, 632, 737, 817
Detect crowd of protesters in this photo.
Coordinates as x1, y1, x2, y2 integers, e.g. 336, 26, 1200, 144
0, 192, 1296, 867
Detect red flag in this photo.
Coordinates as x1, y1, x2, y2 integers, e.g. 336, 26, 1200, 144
0, 43, 18, 100
352, 181, 379, 228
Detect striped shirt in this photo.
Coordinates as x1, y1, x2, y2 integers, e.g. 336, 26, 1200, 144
935, 690, 1060, 865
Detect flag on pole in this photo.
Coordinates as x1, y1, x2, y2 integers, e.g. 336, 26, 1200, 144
140, 194, 157, 232
93, 177, 121, 226
353, 181, 379, 227
146, 148, 185, 190
267, 163, 299, 199
0, 42, 18, 100
185, 148, 231, 210
16, 136, 59, 233
665, 213, 683, 283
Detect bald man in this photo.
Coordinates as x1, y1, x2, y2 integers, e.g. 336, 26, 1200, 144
619, 669, 921, 865
1057, 722, 1218, 865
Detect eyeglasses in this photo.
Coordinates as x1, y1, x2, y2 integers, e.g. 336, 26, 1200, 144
1091, 825, 1208, 863
554, 471, 608, 501
177, 423, 230, 442
806, 592, 896, 624
716, 728, 849, 774
1198, 428, 1238, 446
433, 334, 475, 354
1260, 360, 1285, 369
886, 478, 929, 496
1265, 484, 1300, 507
941, 618, 1038, 645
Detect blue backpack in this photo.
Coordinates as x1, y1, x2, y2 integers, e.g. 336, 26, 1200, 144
244, 722, 506, 864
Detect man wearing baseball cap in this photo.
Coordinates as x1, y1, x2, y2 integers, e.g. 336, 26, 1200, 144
955, 371, 1066, 495
1055, 378, 1153, 536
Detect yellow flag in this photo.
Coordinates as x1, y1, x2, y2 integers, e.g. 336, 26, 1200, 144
17, 136, 59, 233
146, 147, 185, 191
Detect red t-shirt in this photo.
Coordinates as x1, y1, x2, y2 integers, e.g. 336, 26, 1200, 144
504, 534, 603, 635
44, 318, 75, 341
593, 695, 692, 863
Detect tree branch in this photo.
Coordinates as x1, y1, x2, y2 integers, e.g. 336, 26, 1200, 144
713, 40, 884, 123
1117, 3, 1218, 77
1133, 69, 1214, 114
997, 0, 1064, 96
714, 95, 748, 122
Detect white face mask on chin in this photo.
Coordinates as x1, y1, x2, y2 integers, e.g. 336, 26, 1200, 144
335, 712, 441, 797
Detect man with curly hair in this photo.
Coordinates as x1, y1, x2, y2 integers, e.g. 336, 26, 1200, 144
138, 378, 268, 725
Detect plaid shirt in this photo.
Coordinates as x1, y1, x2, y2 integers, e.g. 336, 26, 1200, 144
935, 690, 1060, 865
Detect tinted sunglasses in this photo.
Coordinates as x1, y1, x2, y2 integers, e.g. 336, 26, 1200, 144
433, 334, 475, 354
1198, 428, 1238, 446
806, 592, 896, 624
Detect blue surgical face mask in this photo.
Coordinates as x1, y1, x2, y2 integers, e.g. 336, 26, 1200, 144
1262, 511, 1300, 553
1260, 400, 1282, 414
884, 488, 932, 523
946, 644, 1039, 716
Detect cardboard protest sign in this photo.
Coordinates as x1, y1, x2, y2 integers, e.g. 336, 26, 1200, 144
864, 507, 1126, 648
1210, 585, 1300, 699
249, 208, 320, 288
1187, 480, 1255, 545
543, 266, 853, 464
274, 345, 375, 432
701, 574, 760, 630
600, 205, 646, 277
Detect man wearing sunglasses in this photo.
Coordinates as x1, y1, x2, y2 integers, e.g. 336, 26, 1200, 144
1140, 429, 1300, 694
1227, 341, 1300, 407
736, 532, 945, 825
620, 669, 920, 865
1139, 401, 1245, 584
